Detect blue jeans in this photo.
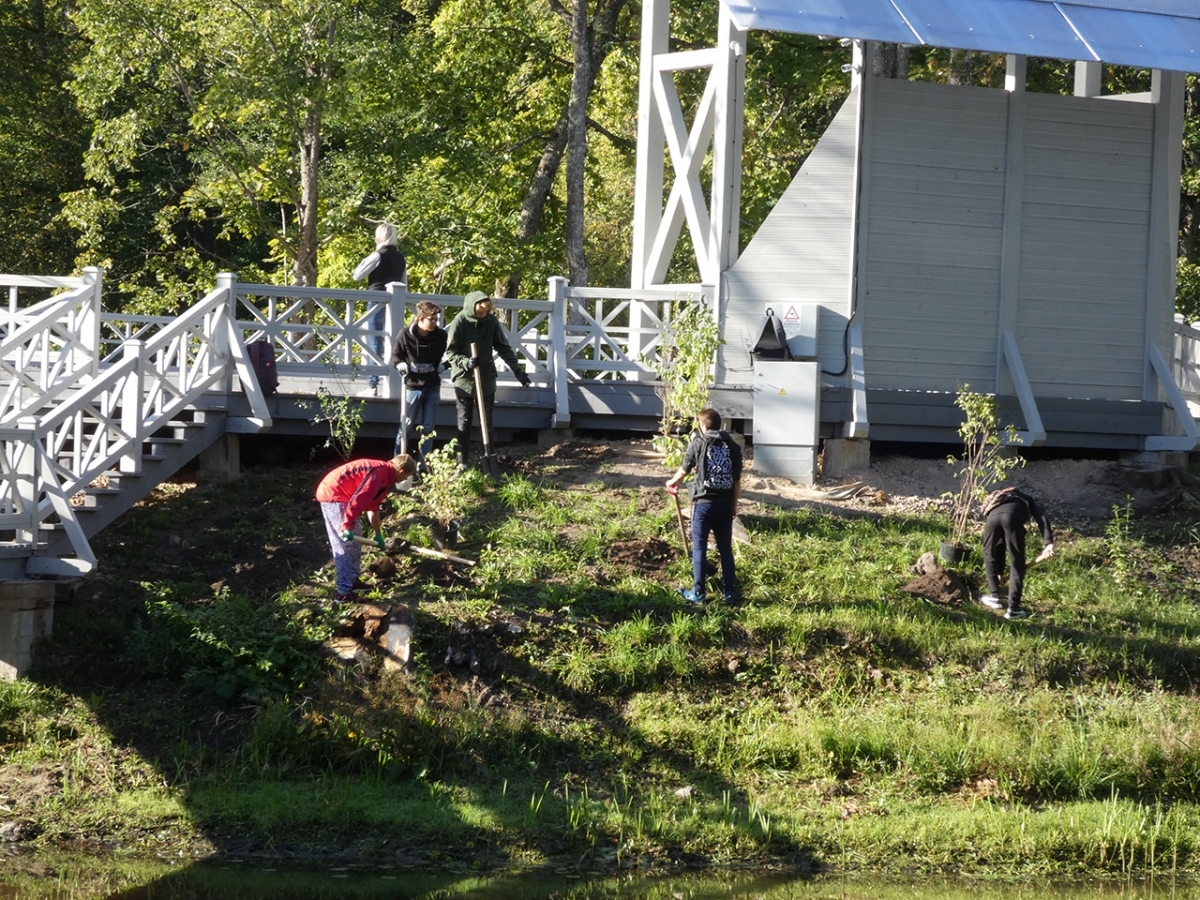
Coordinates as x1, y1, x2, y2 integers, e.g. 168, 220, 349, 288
691, 497, 736, 599
395, 386, 440, 466
368, 306, 385, 389
320, 501, 361, 594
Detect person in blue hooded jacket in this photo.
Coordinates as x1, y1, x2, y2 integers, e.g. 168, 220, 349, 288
444, 291, 531, 467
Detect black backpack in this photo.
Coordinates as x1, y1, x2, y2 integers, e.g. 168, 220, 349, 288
247, 339, 279, 396
751, 308, 792, 360
698, 432, 735, 493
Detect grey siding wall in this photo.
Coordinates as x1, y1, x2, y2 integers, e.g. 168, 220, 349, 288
719, 88, 859, 385
858, 79, 1008, 392
1017, 94, 1153, 400
722, 75, 1160, 412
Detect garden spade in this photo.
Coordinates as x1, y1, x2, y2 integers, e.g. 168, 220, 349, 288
397, 373, 413, 491
470, 342, 501, 479
668, 485, 689, 557
351, 534, 476, 567
732, 515, 751, 545
669, 486, 718, 580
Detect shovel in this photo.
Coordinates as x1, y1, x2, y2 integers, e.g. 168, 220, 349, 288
397, 369, 413, 491
669, 486, 719, 580
352, 534, 476, 567
470, 341, 501, 479
669, 486, 689, 557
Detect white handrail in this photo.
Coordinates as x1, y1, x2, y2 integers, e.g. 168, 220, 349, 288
1, 270, 715, 575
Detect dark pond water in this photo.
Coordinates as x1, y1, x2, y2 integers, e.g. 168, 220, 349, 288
3, 856, 1200, 900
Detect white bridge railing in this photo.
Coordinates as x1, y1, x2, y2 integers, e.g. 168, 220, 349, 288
225, 273, 710, 428
1174, 314, 1200, 419
1, 270, 711, 575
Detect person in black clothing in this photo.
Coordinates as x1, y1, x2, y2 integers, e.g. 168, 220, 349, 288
979, 486, 1055, 620
665, 408, 743, 605
353, 223, 408, 394
390, 300, 448, 471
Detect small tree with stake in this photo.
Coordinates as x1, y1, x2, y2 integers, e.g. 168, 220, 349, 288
652, 296, 722, 470
420, 438, 474, 547
943, 386, 1025, 553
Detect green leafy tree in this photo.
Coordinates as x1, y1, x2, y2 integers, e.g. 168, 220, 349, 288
944, 386, 1025, 548
1180, 75, 1200, 322
65, 0, 413, 309
653, 296, 722, 468
0, 0, 87, 274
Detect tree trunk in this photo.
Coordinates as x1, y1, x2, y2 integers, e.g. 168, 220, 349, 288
294, 105, 321, 287
564, 0, 591, 286
520, 0, 629, 268
517, 114, 568, 242
292, 19, 334, 287
947, 49, 977, 86
873, 43, 909, 80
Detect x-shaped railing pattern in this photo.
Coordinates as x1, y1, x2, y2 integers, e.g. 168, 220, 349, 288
2, 272, 713, 574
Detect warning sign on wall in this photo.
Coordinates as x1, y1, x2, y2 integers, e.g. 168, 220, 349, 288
766, 303, 818, 359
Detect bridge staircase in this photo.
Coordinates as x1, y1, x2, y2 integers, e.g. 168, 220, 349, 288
2, 271, 709, 582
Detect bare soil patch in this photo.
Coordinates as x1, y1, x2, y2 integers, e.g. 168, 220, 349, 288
522, 436, 1199, 538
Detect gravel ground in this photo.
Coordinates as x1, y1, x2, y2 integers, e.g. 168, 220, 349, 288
584, 438, 1200, 537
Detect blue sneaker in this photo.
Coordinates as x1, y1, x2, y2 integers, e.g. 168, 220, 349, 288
722, 591, 739, 605
679, 588, 706, 605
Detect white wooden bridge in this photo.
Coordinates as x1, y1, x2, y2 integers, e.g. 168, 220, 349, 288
1, 269, 715, 582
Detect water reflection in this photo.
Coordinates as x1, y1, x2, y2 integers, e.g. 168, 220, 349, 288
3, 856, 1200, 900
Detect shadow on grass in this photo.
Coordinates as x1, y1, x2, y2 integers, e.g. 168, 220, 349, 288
24, 460, 820, 875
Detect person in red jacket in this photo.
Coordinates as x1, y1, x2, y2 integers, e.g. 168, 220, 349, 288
316, 454, 416, 603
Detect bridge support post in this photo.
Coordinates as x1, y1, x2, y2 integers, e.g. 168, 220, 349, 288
0, 580, 55, 681
199, 433, 241, 483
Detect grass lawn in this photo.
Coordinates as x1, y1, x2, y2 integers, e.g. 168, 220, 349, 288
3, 438, 1200, 879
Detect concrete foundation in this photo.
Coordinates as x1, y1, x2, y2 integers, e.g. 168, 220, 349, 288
537, 426, 573, 449
1120, 449, 1189, 470
822, 438, 872, 480
0, 580, 55, 681
199, 433, 241, 482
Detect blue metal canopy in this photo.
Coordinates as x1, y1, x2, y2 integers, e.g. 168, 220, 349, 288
720, 0, 1200, 72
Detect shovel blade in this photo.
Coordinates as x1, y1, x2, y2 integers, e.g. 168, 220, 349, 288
732, 516, 751, 545
480, 450, 501, 479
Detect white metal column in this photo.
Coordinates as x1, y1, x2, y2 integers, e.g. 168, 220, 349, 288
630, 0, 746, 289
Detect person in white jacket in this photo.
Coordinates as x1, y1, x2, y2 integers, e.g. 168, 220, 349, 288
352, 223, 407, 394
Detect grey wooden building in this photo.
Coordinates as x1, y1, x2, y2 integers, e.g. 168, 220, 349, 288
632, 0, 1200, 479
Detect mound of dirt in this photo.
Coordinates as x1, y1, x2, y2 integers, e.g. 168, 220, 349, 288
900, 568, 971, 606
607, 537, 675, 571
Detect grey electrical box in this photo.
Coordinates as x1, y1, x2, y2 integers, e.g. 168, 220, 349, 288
752, 359, 819, 484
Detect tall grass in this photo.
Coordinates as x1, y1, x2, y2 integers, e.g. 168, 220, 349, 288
7, 458, 1200, 876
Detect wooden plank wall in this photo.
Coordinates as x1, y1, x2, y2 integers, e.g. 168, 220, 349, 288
859, 79, 1008, 392
1017, 94, 1153, 400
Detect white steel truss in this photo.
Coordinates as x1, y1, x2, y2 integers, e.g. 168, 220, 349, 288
631, 0, 746, 291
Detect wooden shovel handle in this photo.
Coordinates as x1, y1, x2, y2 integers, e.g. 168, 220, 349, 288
470, 341, 491, 446
351, 534, 476, 567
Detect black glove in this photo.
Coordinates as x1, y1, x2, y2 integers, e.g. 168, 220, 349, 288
466, 357, 480, 371
440, 361, 451, 371
517, 371, 532, 387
